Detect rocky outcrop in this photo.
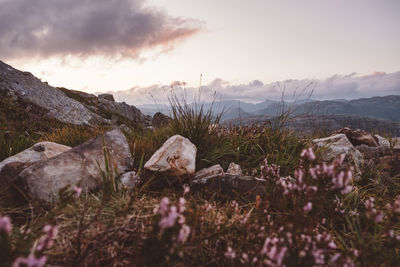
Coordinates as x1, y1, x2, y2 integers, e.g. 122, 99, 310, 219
19, 129, 132, 203
144, 135, 196, 176
0, 60, 149, 127
152, 112, 171, 128
98, 93, 115, 102
313, 134, 363, 172
0, 61, 104, 125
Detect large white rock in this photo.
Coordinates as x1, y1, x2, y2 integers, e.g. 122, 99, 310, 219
144, 135, 196, 176
0, 142, 71, 183
19, 129, 132, 203
313, 134, 363, 172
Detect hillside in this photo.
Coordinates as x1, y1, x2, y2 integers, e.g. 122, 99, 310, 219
0, 60, 151, 133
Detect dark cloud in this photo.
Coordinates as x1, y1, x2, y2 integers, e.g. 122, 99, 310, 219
112, 72, 400, 105
0, 0, 202, 59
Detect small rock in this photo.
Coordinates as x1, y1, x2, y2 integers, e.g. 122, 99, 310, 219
393, 137, 400, 150
226, 162, 242, 175
98, 93, 115, 102
193, 164, 224, 183
313, 134, 363, 172
374, 135, 390, 149
144, 135, 196, 176
120, 171, 141, 189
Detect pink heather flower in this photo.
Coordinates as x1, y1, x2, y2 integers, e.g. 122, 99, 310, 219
300, 147, 316, 161
178, 197, 186, 213
0, 215, 12, 234
13, 254, 47, 267
73, 186, 82, 198
224, 246, 236, 259
183, 184, 190, 195
159, 205, 179, 230
242, 253, 249, 262
374, 212, 384, 223
204, 203, 212, 212
303, 202, 313, 213
177, 224, 191, 243
36, 225, 58, 251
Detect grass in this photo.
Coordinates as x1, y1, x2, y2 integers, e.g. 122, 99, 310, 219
1, 93, 399, 266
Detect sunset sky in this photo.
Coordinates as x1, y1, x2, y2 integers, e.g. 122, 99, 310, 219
1, 0, 399, 103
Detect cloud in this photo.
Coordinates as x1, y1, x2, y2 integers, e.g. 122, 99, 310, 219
111, 71, 400, 105
0, 0, 203, 60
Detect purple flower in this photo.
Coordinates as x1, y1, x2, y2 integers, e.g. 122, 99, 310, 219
303, 202, 313, 213
224, 246, 236, 259
73, 186, 82, 198
13, 254, 47, 267
183, 184, 190, 195
0, 215, 12, 234
177, 224, 190, 243
300, 147, 316, 161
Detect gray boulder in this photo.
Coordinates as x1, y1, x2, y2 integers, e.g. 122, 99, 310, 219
19, 129, 132, 203
313, 134, 363, 172
0, 142, 71, 188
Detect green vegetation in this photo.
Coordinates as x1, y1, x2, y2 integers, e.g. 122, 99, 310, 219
0, 97, 399, 266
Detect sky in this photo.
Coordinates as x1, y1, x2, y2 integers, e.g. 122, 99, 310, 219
0, 0, 399, 104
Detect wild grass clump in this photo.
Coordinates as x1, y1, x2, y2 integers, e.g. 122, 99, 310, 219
41, 126, 105, 147
0, 131, 34, 162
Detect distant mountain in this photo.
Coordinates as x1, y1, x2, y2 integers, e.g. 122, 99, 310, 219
290, 95, 400, 122
223, 114, 400, 136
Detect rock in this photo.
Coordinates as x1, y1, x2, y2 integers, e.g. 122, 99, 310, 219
19, 129, 132, 203
193, 165, 224, 183
191, 173, 267, 200
313, 134, 363, 172
0, 60, 104, 125
0, 142, 71, 184
152, 112, 171, 128
393, 137, 400, 150
120, 171, 141, 189
144, 135, 196, 176
98, 98, 145, 124
333, 127, 378, 147
98, 93, 115, 102
374, 135, 390, 149
226, 162, 242, 175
